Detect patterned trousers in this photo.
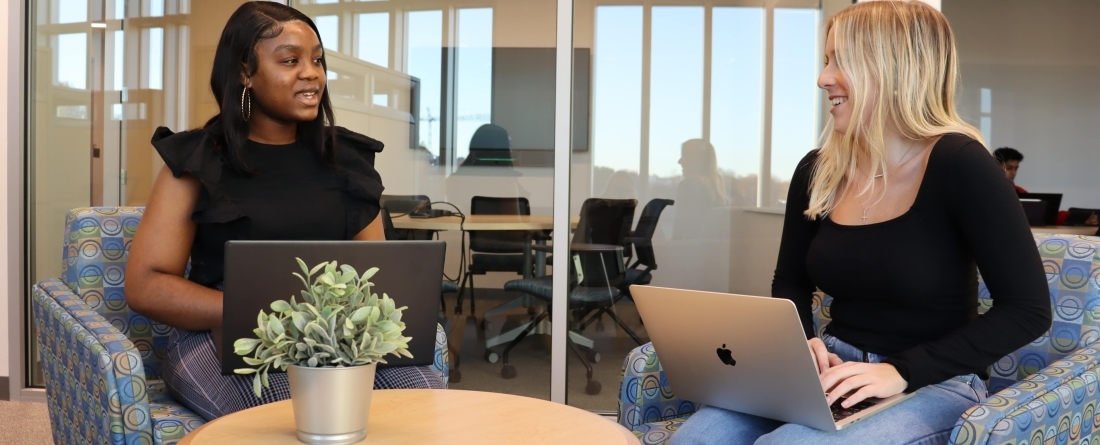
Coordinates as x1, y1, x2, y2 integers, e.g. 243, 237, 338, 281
161, 328, 445, 421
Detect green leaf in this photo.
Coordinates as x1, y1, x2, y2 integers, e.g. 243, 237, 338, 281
270, 300, 292, 313
233, 368, 258, 375
381, 295, 396, 316
362, 267, 379, 281
291, 312, 309, 333
309, 261, 327, 277
350, 307, 370, 323
243, 357, 264, 366
307, 356, 318, 367
233, 338, 260, 356
253, 373, 263, 397
268, 316, 285, 336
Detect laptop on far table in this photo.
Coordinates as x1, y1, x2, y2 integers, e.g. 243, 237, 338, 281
1020, 199, 1048, 227
630, 285, 914, 431
1019, 193, 1062, 226
219, 240, 445, 375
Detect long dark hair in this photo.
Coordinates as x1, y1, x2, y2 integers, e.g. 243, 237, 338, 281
204, 1, 337, 174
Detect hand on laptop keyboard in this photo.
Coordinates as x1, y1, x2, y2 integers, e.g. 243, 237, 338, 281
830, 396, 877, 421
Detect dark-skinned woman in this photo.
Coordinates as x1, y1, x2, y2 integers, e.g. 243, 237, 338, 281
125, 1, 444, 421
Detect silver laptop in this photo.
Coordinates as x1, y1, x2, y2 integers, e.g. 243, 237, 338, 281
631, 285, 914, 431
219, 240, 445, 375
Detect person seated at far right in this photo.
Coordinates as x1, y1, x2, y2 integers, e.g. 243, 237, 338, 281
993, 147, 1027, 195
670, 2, 1051, 444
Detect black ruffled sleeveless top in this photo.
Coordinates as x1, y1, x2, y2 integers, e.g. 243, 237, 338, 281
151, 126, 385, 288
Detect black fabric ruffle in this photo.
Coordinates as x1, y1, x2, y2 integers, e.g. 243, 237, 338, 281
151, 127, 245, 225
152, 126, 386, 239
327, 126, 386, 239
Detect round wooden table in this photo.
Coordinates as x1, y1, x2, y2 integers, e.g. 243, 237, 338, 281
179, 389, 641, 445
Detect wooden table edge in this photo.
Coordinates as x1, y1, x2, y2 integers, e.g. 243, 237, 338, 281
178, 419, 215, 445
177, 390, 641, 445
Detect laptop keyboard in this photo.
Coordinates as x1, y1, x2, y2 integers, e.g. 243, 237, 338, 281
830, 397, 878, 422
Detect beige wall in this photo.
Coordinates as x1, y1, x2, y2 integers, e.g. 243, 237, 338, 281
0, 0, 14, 380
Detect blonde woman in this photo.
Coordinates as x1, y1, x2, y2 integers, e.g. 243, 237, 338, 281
670, 2, 1050, 444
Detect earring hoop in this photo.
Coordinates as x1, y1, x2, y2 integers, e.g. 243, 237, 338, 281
241, 87, 251, 121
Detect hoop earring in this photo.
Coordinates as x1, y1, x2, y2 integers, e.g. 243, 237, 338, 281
241, 87, 251, 122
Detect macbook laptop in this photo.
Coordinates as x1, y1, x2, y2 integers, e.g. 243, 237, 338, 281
1019, 193, 1062, 226
631, 285, 914, 431
219, 240, 445, 375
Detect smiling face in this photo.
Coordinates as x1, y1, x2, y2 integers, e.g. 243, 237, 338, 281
243, 20, 326, 126
818, 28, 855, 134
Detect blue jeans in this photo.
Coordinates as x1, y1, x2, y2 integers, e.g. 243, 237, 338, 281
669, 333, 988, 445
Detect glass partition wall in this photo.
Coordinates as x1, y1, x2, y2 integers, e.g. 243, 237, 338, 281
292, 0, 563, 401
28, 0, 249, 387
568, 0, 821, 412
25, 0, 824, 410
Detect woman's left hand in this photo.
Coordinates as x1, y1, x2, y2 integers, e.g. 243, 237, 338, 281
820, 362, 908, 408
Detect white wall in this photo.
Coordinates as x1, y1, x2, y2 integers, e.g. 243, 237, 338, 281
947, 0, 1100, 209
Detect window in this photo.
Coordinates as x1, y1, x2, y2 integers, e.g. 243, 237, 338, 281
356, 13, 389, 67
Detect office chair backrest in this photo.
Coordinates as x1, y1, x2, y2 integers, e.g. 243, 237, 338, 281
380, 194, 433, 240
380, 194, 431, 214
379, 208, 400, 240
470, 196, 531, 253
573, 198, 637, 286
629, 199, 675, 270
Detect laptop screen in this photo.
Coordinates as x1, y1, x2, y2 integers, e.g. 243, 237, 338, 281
1019, 193, 1062, 226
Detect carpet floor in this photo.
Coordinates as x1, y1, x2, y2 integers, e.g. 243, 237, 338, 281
0, 400, 53, 444
441, 288, 650, 413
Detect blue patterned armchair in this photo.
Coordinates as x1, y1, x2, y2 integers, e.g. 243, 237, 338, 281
32, 207, 450, 445
617, 234, 1100, 445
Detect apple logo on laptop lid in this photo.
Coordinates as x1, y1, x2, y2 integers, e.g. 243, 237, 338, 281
717, 344, 736, 367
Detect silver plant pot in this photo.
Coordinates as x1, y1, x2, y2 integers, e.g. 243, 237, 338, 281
287, 363, 377, 445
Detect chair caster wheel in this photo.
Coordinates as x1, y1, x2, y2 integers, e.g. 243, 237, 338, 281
480, 319, 490, 332
585, 380, 602, 395
501, 365, 517, 379
450, 369, 462, 383
485, 351, 499, 364
587, 351, 601, 363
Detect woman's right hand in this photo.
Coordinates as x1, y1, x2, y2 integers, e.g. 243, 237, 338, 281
809, 337, 842, 375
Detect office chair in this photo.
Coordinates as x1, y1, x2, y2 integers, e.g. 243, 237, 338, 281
456, 196, 535, 316
577, 198, 674, 344
494, 198, 637, 395
379, 194, 435, 241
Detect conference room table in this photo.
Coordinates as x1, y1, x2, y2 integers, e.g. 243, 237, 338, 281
390, 214, 582, 366
390, 214, 580, 280
1029, 225, 1098, 236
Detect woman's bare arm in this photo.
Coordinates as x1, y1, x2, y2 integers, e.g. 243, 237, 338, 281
125, 165, 223, 331
353, 216, 385, 241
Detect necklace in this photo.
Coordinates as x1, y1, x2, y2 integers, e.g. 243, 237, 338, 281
856, 140, 923, 224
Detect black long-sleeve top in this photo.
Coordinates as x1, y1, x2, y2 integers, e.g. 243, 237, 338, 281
772, 134, 1052, 391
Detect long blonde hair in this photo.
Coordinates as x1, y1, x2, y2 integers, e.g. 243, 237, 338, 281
805, 0, 984, 220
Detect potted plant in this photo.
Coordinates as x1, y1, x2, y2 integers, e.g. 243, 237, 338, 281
233, 258, 412, 445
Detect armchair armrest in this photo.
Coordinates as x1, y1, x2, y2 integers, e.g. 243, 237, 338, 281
618, 342, 697, 430
32, 278, 153, 445
950, 343, 1100, 445
431, 323, 450, 387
